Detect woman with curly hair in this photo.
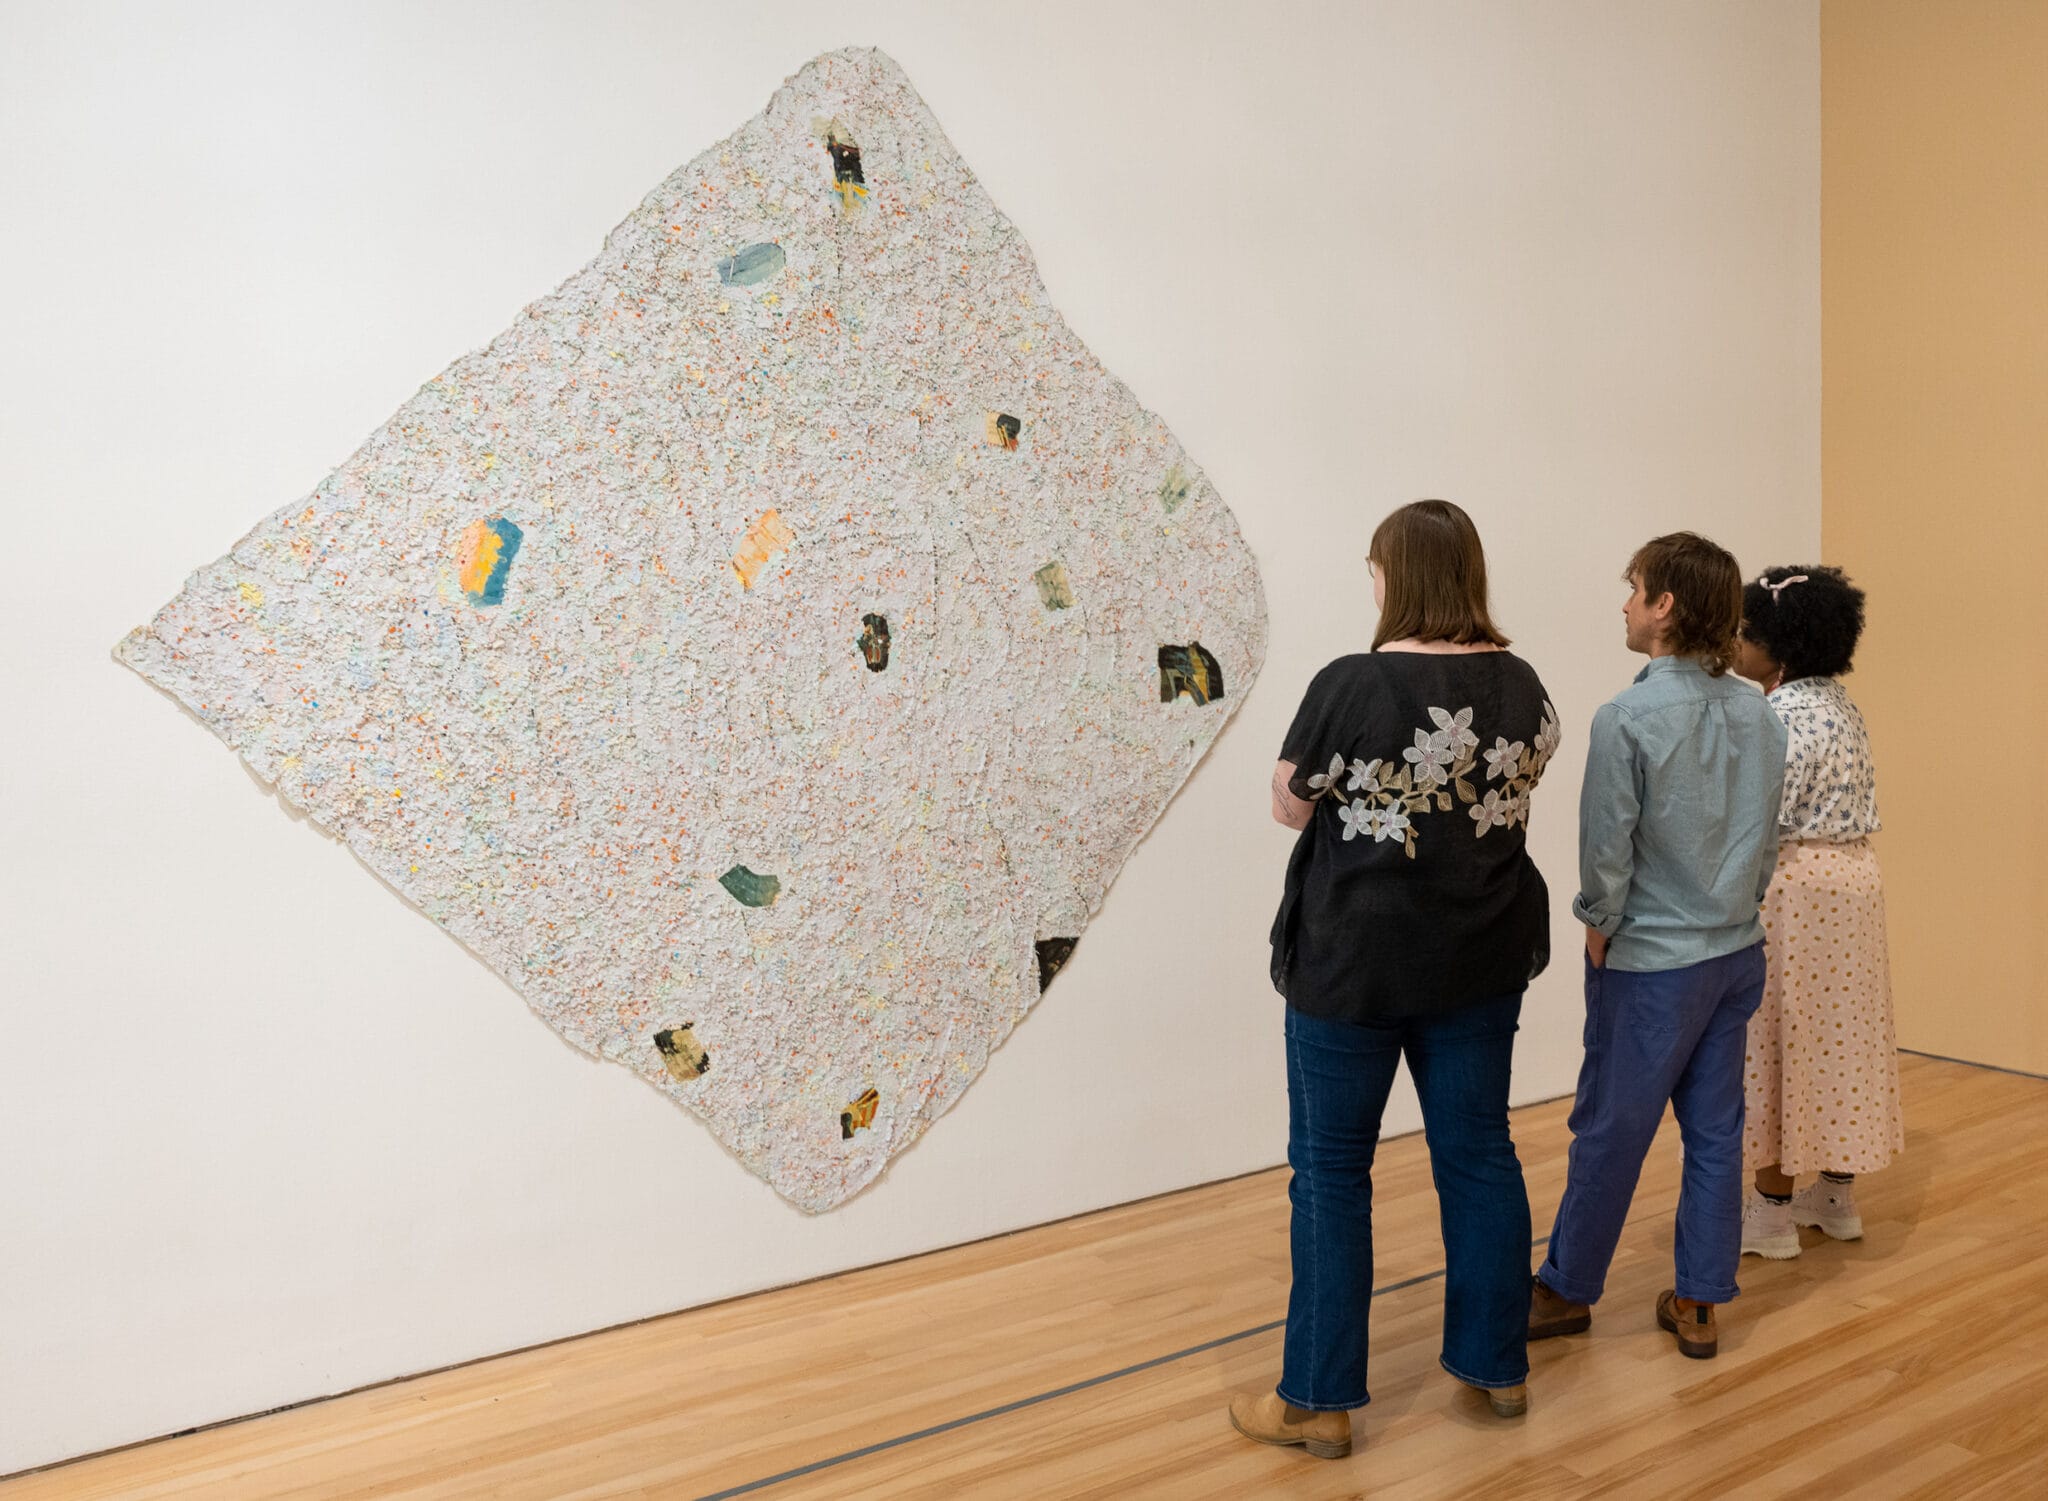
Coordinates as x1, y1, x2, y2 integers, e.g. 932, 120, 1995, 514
1733, 565, 1904, 1259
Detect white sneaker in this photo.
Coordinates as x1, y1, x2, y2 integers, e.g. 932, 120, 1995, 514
1791, 1177, 1863, 1240
1741, 1189, 1801, 1259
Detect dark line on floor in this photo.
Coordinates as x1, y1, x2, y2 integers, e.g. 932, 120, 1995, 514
1899, 1047, 2048, 1083
693, 1234, 1553, 1500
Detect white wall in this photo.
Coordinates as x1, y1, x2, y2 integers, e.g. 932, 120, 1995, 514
0, 0, 1818, 1475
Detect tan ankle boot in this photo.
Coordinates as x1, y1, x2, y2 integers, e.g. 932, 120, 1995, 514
1460, 1378, 1529, 1417
1227, 1390, 1352, 1459
1528, 1275, 1592, 1340
1656, 1290, 1718, 1359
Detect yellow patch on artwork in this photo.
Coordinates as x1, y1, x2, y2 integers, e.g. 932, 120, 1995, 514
238, 581, 266, 607
457, 521, 501, 597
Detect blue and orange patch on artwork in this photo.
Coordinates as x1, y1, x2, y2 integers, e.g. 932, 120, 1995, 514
458, 517, 523, 606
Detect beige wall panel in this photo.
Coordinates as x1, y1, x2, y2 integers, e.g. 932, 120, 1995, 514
1822, 0, 2048, 1071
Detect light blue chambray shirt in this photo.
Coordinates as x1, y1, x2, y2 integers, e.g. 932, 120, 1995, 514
1571, 655, 1788, 973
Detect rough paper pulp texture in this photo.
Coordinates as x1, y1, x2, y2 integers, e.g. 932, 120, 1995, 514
117, 49, 1267, 1211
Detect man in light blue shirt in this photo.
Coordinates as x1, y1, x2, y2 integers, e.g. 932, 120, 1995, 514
1529, 533, 1786, 1361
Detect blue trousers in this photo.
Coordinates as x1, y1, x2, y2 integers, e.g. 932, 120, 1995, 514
1279, 995, 1531, 1411
1539, 941, 1767, 1307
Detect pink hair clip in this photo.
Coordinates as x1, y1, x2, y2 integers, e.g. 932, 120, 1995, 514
1759, 573, 1809, 603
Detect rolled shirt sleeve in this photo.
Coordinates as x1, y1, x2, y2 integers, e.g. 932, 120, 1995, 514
1571, 701, 1640, 937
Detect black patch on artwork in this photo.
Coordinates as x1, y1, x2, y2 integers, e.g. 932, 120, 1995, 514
829, 138, 864, 185
1035, 936, 1079, 991
859, 612, 892, 671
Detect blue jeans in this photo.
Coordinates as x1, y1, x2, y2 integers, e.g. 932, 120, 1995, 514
1279, 995, 1531, 1411
1539, 941, 1767, 1307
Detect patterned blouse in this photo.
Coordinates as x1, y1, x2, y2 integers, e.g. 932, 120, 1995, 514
1768, 676, 1881, 842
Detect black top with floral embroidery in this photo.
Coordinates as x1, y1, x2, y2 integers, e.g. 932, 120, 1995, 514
1271, 651, 1560, 1023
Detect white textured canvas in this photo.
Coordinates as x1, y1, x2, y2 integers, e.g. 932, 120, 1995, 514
116, 48, 1266, 1211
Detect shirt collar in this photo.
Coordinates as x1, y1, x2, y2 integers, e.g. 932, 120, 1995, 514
1632, 655, 1708, 685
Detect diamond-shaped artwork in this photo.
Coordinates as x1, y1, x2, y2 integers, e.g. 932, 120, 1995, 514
116, 48, 1267, 1211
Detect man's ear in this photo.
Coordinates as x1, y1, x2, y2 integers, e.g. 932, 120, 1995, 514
1650, 591, 1677, 620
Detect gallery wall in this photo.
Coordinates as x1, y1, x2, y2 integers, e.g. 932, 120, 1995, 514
1821, 0, 2048, 1074
0, 1, 1819, 1475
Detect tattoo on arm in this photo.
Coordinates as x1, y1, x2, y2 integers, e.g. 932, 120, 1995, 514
1271, 760, 1313, 830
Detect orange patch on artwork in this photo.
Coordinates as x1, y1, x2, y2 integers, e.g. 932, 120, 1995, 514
730, 509, 795, 589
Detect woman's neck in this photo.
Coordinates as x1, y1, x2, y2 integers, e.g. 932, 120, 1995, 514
1376, 638, 1503, 655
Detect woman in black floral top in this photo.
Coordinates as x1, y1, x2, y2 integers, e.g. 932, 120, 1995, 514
1228, 500, 1559, 1461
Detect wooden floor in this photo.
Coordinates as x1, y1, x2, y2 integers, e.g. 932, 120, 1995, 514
10, 1052, 2047, 1499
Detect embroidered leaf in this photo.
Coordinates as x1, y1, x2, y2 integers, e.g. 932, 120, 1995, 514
1404, 832, 1417, 859
1435, 792, 1451, 812
1455, 778, 1478, 804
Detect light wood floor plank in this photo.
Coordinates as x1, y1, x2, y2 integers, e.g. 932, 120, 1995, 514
6, 1054, 2043, 1499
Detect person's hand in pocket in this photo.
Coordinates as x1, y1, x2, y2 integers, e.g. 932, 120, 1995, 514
1585, 926, 1609, 970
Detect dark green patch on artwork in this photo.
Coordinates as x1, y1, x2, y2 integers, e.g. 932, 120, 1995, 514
720, 864, 782, 907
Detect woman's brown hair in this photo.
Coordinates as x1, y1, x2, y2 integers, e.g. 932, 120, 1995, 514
1368, 499, 1510, 650
1626, 532, 1743, 676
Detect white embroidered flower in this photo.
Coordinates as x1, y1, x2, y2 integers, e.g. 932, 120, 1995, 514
1483, 736, 1525, 781
1338, 798, 1371, 840
1470, 788, 1512, 836
1373, 804, 1411, 843
1429, 706, 1480, 757
1403, 729, 1454, 786
1532, 702, 1560, 765
1346, 757, 1385, 794
1305, 753, 1346, 798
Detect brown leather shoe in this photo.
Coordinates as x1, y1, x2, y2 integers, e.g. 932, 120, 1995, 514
1227, 1390, 1352, 1459
1656, 1290, 1718, 1359
1528, 1276, 1592, 1340
1460, 1378, 1529, 1417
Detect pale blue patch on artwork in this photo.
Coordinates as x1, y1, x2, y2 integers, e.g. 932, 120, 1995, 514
716, 243, 787, 287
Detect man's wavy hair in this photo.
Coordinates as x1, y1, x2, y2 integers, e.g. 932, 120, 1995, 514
1627, 532, 1743, 676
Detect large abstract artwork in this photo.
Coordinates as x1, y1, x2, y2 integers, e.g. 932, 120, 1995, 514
116, 49, 1266, 1211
